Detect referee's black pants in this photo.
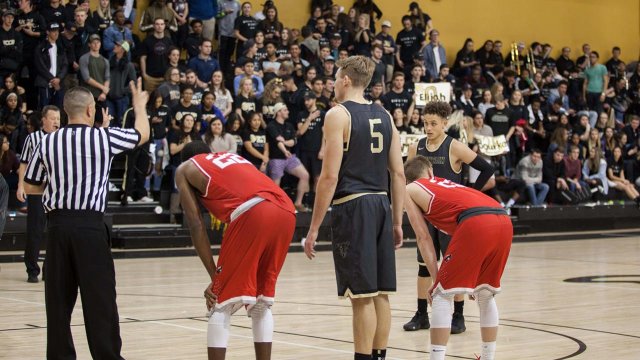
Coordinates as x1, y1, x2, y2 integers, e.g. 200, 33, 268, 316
24, 195, 46, 277
123, 147, 149, 201
46, 210, 124, 360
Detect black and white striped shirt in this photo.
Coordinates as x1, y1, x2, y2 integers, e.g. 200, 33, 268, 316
20, 130, 46, 164
24, 125, 141, 213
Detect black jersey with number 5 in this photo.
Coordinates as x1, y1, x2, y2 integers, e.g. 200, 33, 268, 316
334, 101, 393, 199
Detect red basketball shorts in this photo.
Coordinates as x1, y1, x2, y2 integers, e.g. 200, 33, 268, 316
432, 214, 512, 296
212, 200, 295, 313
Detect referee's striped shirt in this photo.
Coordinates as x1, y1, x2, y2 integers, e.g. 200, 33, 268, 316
24, 124, 141, 213
20, 130, 46, 164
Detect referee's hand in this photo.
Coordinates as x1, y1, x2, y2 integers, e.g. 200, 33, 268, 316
130, 78, 149, 108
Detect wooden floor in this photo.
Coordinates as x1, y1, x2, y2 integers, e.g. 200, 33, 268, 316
1, 236, 640, 359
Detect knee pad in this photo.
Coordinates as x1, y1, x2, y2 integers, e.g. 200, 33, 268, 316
248, 302, 274, 343
418, 264, 430, 277
430, 293, 453, 328
476, 289, 499, 328
207, 309, 231, 348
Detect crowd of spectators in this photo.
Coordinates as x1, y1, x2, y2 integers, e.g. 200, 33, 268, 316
1, 0, 640, 218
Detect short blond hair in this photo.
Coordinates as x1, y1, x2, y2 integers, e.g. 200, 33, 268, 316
336, 55, 375, 89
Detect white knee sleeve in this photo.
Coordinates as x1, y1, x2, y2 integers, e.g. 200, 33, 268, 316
249, 302, 274, 343
207, 310, 231, 348
430, 293, 454, 328
476, 289, 499, 328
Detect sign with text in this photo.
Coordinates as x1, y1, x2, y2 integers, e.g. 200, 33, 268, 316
399, 134, 423, 157
414, 82, 451, 106
475, 134, 509, 156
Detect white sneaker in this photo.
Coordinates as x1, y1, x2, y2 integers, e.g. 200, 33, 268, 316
137, 196, 153, 203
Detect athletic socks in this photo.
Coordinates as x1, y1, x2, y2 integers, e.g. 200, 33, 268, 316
454, 300, 464, 314
372, 349, 386, 360
418, 298, 428, 314
506, 198, 515, 208
355, 353, 370, 360
430, 345, 447, 360
481, 341, 496, 360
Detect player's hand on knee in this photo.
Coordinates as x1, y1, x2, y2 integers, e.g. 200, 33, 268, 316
303, 231, 317, 260
204, 282, 217, 310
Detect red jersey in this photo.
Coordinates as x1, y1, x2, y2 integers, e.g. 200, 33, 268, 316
190, 152, 295, 222
413, 177, 502, 235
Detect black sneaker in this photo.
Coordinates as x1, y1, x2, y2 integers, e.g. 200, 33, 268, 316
450, 312, 466, 334
403, 311, 430, 331
27, 275, 39, 283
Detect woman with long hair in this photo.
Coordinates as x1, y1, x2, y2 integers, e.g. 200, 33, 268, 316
277, 28, 294, 59
167, 113, 200, 222
0, 133, 20, 209
407, 108, 423, 135
0, 93, 24, 151
477, 89, 494, 116
475, 40, 494, 70
148, 91, 171, 194
226, 115, 243, 153
602, 127, 617, 159
0, 74, 27, 114
92, 0, 113, 35
156, 66, 182, 109
352, 13, 372, 56
607, 146, 640, 203
235, 77, 260, 123
209, 70, 233, 118
352, 0, 382, 32
508, 90, 527, 121
547, 127, 569, 156
242, 111, 270, 172
583, 146, 608, 196
261, 78, 284, 124
203, 117, 236, 153
259, 6, 283, 42
408, 1, 432, 34
199, 91, 225, 135
586, 127, 602, 153
452, 38, 478, 79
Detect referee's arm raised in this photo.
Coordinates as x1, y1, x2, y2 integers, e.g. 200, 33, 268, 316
128, 78, 150, 146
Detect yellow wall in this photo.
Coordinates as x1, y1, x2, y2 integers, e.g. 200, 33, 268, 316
248, 0, 640, 65
102, 0, 640, 64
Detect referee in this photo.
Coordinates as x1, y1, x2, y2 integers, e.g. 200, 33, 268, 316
24, 79, 149, 359
17, 106, 60, 283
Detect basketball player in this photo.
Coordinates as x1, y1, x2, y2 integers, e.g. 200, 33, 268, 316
404, 102, 495, 333
404, 155, 512, 360
303, 55, 405, 360
175, 142, 296, 360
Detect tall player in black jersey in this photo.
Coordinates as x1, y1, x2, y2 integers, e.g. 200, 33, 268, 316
304, 56, 406, 360
404, 101, 495, 334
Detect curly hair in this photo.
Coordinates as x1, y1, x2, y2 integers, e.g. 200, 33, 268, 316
422, 101, 452, 120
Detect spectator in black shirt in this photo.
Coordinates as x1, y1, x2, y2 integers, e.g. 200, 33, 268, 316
408, 1, 431, 35
543, 147, 570, 204
452, 38, 478, 79
148, 92, 170, 193
375, 20, 396, 83
40, 0, 67, 29
167, 113, 199, 222
140, 17, 173, 93
34, 22, 67, 109
352, 13, 373, 56
235, 76, 260, 123
183, 19, 202, 59
242, 111, 269, 172
382, 72, 412, 113
296, 92, 325, 187
0, 9, 23, 78
485, 94, 513, 138
234, 2, 258, 53
556, 46, 575, 78
171, 85, 201, 131
258, 6, 283, 42
607, 146, 640, 204
396, 15, 424, 73
605, 46, 623, 78
14, 0, 46, 109
353, 0, 382, 33
266, 102, 310, 212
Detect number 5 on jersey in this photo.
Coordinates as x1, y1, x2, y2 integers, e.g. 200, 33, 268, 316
369, 118, 383, 154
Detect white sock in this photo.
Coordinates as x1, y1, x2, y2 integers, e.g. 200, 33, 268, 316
506, 198, 515, 207
481, 341, 496, 360
430, 344, 446, 360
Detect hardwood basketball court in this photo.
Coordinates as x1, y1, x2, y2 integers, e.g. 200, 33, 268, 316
1, 235, 639, 359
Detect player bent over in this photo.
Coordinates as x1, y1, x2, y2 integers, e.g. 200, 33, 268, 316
176, 142, 296, 360
403, 155, 513, 360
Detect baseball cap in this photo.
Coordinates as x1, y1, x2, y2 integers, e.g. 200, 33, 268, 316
2, 9, 16, 17
303, 92, 317, 100
462, 83, 472, 91
116, 40, 130, 53
47, 22, 61, 31
324, 55, 335, 62
89, 33, 101, 42
273, 102, 287, 114
381, 20, 391, 28
331, 33, 342, 39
